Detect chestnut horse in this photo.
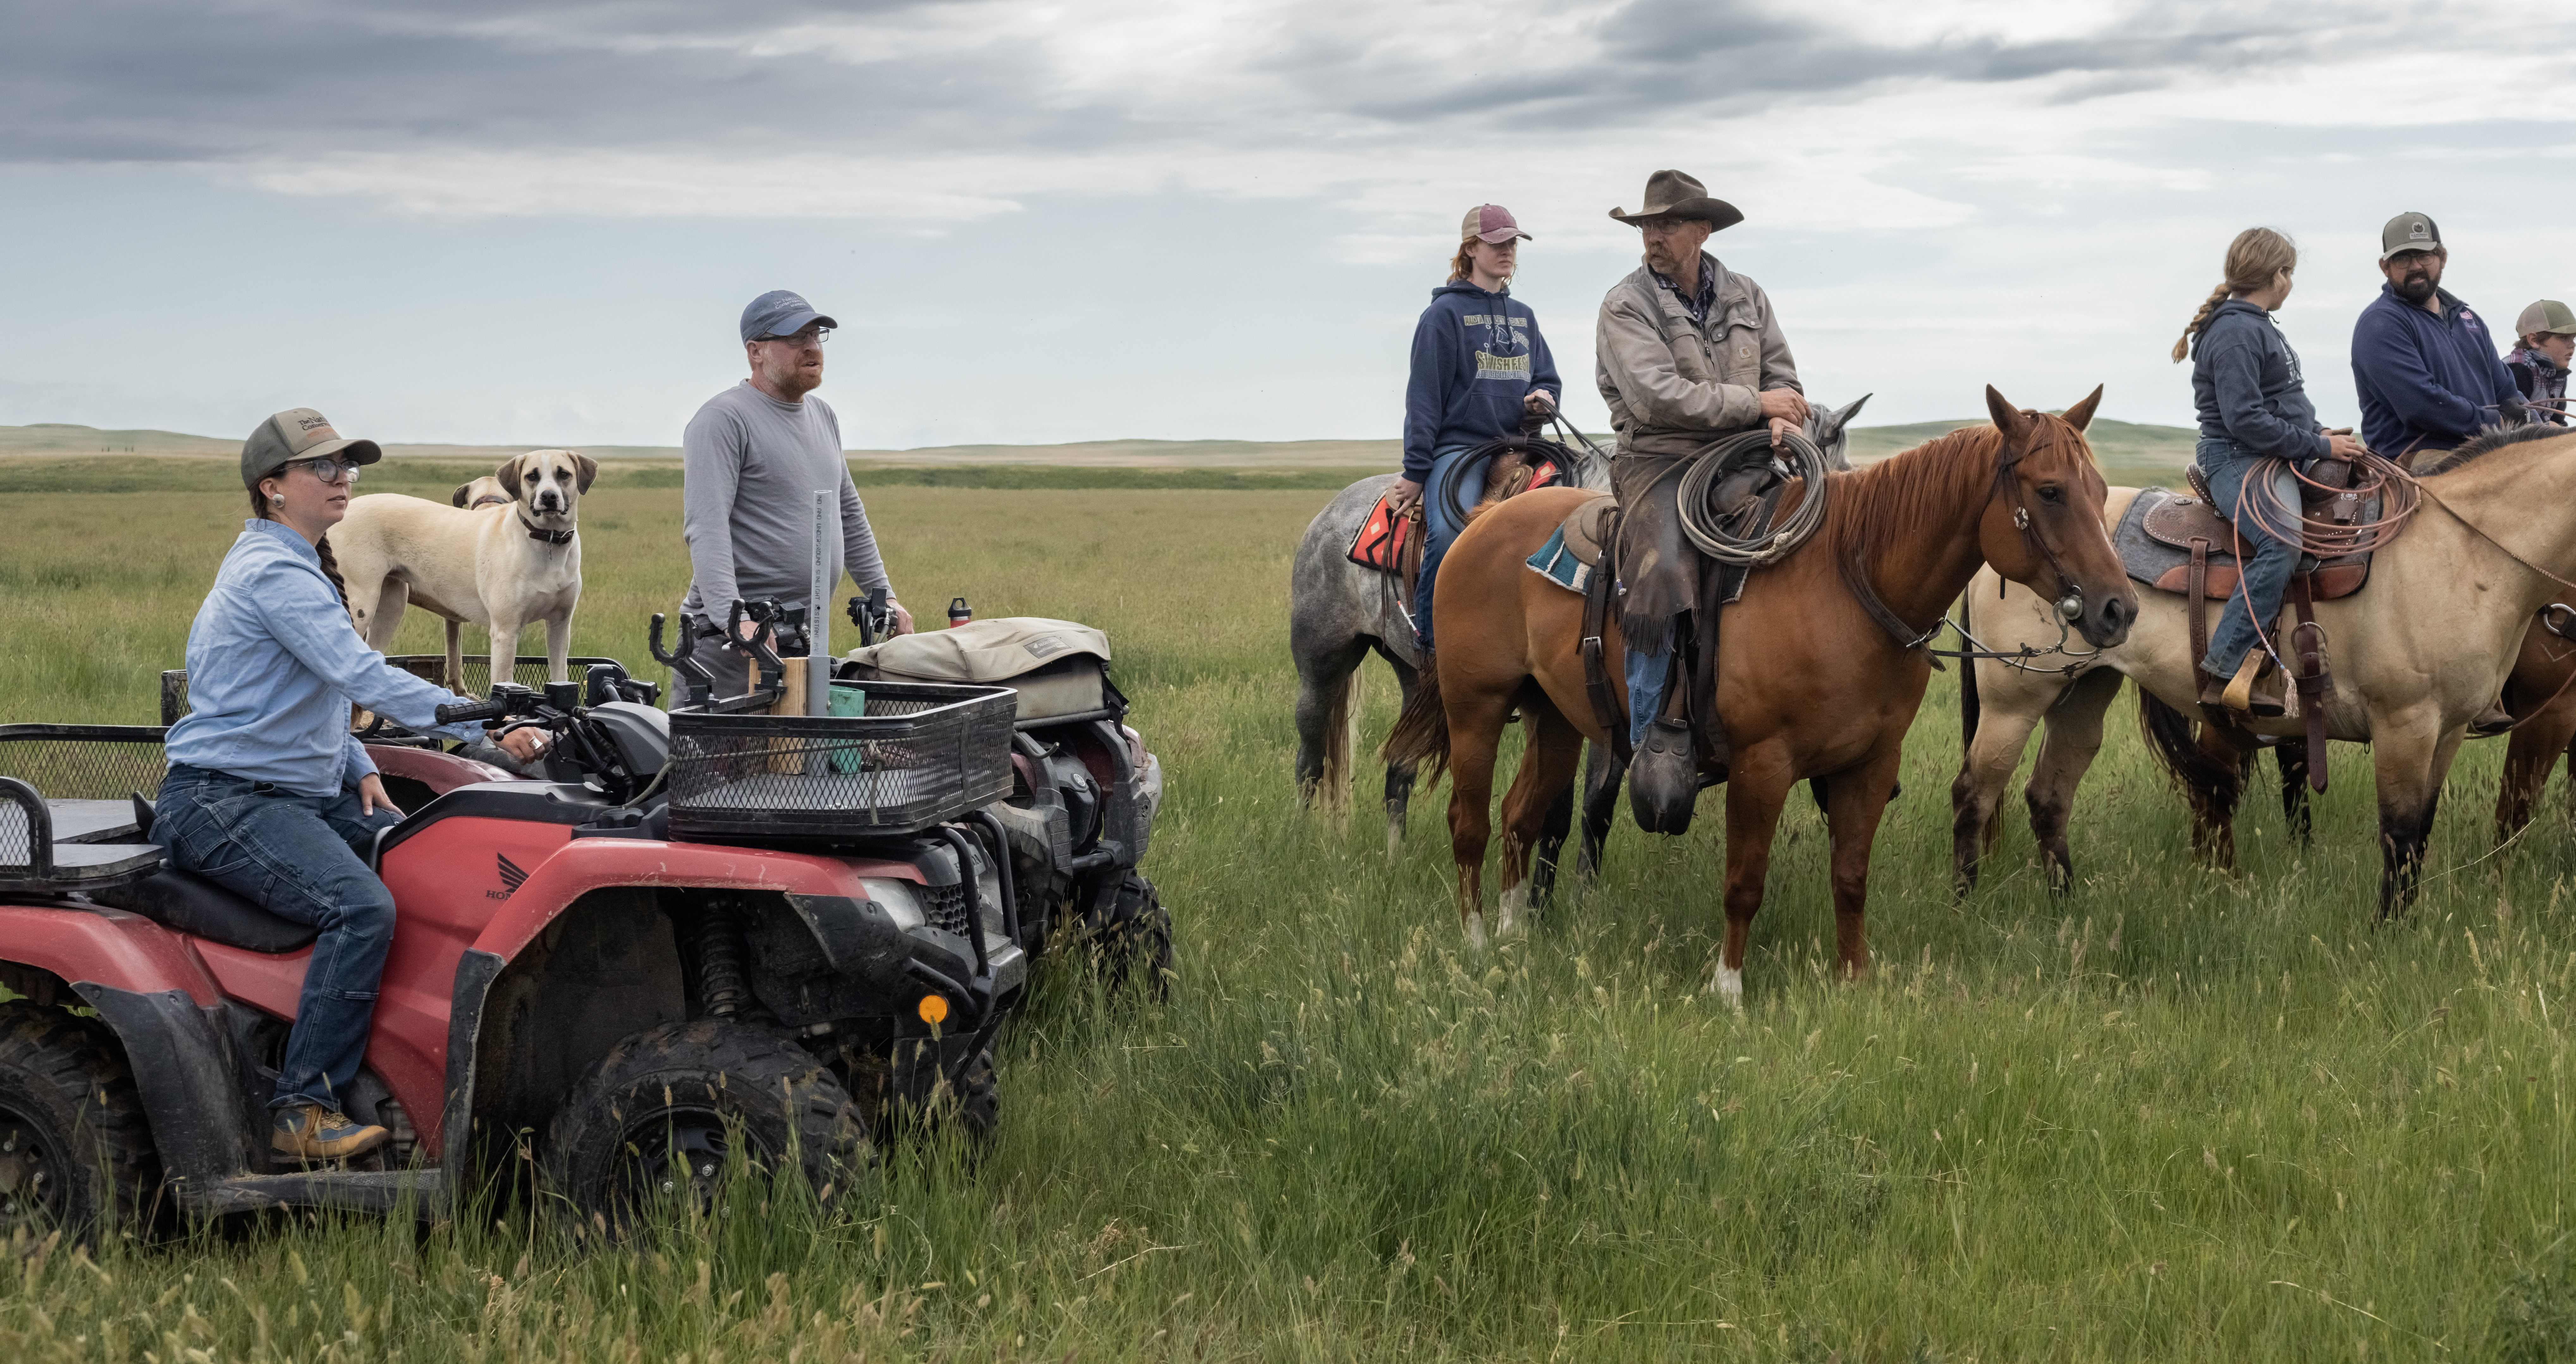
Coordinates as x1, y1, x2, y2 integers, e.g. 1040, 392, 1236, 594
1383, 387, 2137, 1005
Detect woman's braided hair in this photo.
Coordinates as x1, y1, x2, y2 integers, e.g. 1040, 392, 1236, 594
248, 477, 352, 609
2172, 227, 2299, 363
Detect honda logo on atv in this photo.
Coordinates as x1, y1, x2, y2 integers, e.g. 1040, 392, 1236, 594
490, 853, 529, 901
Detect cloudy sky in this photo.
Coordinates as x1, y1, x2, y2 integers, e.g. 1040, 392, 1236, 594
4, 0, 2570, 450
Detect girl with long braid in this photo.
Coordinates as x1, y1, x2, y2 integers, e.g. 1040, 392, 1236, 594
2173, 229, 2365, 714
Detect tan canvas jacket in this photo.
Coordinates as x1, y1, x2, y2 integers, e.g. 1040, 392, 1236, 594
1595, 256, 1801, 459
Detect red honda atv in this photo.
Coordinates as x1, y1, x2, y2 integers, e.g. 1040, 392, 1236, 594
0, 649, 1025, 1236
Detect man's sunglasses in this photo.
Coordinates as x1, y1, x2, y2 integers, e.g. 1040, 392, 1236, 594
287, 456, 366, 485
757, 327, 833, 347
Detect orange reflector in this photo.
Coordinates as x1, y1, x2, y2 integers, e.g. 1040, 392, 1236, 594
917, 994, 950, 1025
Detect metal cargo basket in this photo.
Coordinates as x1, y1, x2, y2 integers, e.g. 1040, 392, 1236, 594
665, 682, 1015, 841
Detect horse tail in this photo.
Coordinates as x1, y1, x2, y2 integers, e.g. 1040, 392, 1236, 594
1315, 661, 1361, 817
2137, 688, 2248, 816
1957, 591, 1981, 752
1381, 651, 1451, 785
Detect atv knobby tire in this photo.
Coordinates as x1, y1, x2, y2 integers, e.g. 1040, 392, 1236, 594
1079, 871, 1174, 1000
0, 1001, 162, 1241
843, 1038, 997, 1143
543, 1019, 868, 1224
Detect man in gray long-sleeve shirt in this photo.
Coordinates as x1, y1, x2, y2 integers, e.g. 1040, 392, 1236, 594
680, 290, 913, 698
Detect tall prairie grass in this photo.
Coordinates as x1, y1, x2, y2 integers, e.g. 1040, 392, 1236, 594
0, 470, 2569, 1360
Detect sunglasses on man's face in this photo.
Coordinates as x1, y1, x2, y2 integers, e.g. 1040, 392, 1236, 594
759, 327, 832, 348
288, 456, 365, 485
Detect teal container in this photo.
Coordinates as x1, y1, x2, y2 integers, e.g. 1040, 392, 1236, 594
827, 682, 867, 773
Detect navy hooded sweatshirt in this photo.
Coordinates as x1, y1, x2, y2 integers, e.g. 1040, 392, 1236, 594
2191, 299, 2328, 463
2351, 283, 2520, 455
1401, 281, 1562, 481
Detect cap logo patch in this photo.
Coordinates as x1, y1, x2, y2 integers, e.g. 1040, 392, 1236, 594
296, 413, 331, 432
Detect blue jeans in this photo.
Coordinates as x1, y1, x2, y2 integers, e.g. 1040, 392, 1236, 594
2196, 438, 2305, 679
1623, 645, 1669, 749
1410, 444, 1476, 651
153, 763, 402, 1111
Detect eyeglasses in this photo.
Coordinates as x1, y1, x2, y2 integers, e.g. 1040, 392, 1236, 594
287, 456, 365, 485
757, 327, 832, 348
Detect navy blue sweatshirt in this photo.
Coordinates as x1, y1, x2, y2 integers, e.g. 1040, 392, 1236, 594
1401, 281, 1562, 481
2351, 283, 2520, 455
2191, 299, 2328, 463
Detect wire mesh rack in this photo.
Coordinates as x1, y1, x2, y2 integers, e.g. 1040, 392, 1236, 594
665, 682, 1015, 841
0, 725, 171, 801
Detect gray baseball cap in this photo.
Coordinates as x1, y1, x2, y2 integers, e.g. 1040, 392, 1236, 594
2518, 299, 2576, 338
2380, 211, 2444, 261
240, 408, 381, 493
739, 290, 839, 343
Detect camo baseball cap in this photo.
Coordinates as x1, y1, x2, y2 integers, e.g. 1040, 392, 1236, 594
2380, 211, 2444, 261
2518, 299, 2576, 338
241, 408, 382, 492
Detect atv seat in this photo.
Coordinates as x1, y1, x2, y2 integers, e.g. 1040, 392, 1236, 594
89, 863, 320, 954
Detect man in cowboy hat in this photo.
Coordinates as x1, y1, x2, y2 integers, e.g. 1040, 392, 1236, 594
1596, 169, 1808, 827
2350, 211, 2524, 459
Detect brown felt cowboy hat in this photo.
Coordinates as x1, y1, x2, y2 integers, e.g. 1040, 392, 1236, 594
1607, 170, 1743, 230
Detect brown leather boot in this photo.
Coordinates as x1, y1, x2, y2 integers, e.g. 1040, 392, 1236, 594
2470, 699, 2515, 737
273, 1104, 389, 1162
2217, 652, 2288, 717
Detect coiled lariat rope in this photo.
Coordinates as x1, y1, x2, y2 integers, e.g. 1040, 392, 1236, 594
2227, 448, 2422, 560
1675, 428, 1834, 567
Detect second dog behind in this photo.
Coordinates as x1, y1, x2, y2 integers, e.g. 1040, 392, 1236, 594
334, 449, 596, 692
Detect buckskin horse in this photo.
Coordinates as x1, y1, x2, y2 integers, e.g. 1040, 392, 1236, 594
1949, 424, 2576, 915
1381, 387, 2135, 1005
1288, 397, 1872, 869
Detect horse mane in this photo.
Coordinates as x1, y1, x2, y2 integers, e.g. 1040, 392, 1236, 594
2412, 422, 2565, 476
1828, 422, 2008, 553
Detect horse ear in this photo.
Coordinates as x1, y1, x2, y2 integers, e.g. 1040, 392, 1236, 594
1836, 393, 1872, 429
1984, 386, 2029, 446
2062, 384, 2105, 433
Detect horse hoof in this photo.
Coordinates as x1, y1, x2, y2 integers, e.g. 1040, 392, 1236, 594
1464, 911, 1487, 950
1708, 964, 1745, 1013
1495, 885, 1530, 940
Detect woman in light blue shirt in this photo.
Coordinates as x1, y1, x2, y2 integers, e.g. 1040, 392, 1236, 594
157, 409, 545, 1162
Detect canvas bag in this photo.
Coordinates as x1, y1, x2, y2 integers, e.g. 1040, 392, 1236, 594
842, 616, 1113, 721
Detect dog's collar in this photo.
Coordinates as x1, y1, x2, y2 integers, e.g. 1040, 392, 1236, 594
518, 513, 575, 545
469, 495, 510, 510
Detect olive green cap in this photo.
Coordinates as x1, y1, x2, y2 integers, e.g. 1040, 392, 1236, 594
2379, 211, 2443, 261
241, 408, 382, 493
2517, 299, 2576, 338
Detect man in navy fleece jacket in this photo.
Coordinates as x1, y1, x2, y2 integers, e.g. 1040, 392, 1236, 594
2351, 211, 2524, 458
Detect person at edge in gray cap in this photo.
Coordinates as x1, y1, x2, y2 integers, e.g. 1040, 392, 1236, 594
1593, 169, 1808, 828
677, 290, 913, 704
2504, 299, 2576, 428
2348, 212, 2525, 462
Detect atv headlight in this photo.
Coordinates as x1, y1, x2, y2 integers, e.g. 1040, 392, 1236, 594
857, 878, 928, 931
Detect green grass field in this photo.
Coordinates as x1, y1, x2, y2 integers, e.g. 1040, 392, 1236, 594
0, 461, 2570, 1361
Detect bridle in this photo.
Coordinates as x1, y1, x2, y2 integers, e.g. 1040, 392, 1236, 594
1843, 421, 2095, 667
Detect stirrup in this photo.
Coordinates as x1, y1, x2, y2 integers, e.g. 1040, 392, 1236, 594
1629, 719, 1697, 835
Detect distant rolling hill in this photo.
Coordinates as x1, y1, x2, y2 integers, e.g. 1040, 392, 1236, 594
0, 416, 2201, 489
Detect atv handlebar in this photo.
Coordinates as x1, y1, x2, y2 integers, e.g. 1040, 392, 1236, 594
434, 696, 512, 725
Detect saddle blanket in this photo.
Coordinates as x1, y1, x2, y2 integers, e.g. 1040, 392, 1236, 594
1522, 493, 1748, 607
2114, 487, 2373, 601
1525, 494, 1616, 592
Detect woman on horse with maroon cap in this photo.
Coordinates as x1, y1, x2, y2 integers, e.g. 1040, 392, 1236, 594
1387, 204, 1563, 654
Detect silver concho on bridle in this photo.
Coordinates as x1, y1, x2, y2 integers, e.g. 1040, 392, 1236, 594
2012, 503, 2084, 621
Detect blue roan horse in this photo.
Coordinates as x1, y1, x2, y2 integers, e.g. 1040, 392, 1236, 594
1288, 396, 1873, 892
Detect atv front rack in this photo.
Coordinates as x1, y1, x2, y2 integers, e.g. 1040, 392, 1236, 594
665, 682, 1015, 842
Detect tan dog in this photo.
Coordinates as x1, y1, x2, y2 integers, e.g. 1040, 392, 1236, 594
451, 474, 511, 511
333, 449, 596, 692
